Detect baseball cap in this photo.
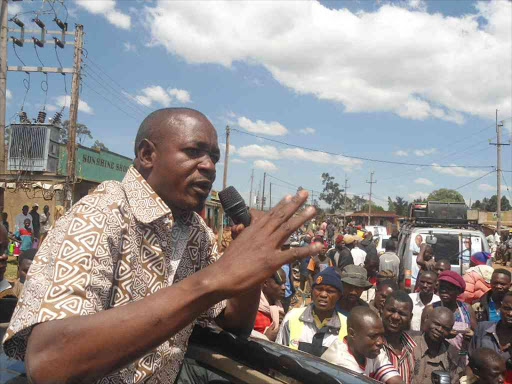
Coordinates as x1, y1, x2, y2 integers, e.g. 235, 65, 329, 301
340, 265, 373, 288
312, 267, 342, 293
438, 270, 466, 291
343, 235, 355, 245
32, 203, 39, 208
470, 252, 491, 266
335, 234, 344, 244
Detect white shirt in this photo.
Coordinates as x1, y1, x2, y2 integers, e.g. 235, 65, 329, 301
15, 213, 32, 231
409, 292, 440, 332
322, 338, 400, 383
351, 247, 367, 266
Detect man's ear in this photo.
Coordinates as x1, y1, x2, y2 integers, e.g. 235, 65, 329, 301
348, 326, 355, 339
135, 139, 157, 171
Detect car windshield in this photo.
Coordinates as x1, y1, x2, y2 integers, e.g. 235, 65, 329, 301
430, 234, 460, 265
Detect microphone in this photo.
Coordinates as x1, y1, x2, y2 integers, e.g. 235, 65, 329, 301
219, 186, 251, 227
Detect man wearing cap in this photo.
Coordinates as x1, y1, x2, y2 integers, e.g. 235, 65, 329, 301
307, 236, 333, 289
422, 271, 477, 352
327, 235, 353, 271
15, 205, 32, 232
276, 268, 347, 357
337, 265, 373, 316
472, 268, 512, 322
345, 235, 366, 266
29, 203, 41, 241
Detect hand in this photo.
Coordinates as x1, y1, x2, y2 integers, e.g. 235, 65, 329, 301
264, 323, 279, 341
463, 328, 474, 342
212, 190, 321, 298
230, 209, 266, 240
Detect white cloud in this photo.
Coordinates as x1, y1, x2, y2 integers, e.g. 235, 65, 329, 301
281, 147, 362, 172
219, 143, 236, 155
238, 116, 288, 136
254, 159, 277, 172
55, 95, 94, 114
131, 86, 192, 107
123, 42, 137, 52
414, 148, 437, 157
394, 150, 409, 157
432, 163, 487, 178
144, 0, 511, 123
237, 144, 280, 160
231, 158, 246, 164
76, 0, 131, 29
415, 177, 433, 186
8, 3, 22, 16
408, 191, 429, 200
478, 183, 496, 191
6, 89, 12, 100
299, 127, 316, 135
168, 88, 191, 103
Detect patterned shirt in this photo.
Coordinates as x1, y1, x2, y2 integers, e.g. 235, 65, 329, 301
2, 166, 226, 383
382, 332, 417, 384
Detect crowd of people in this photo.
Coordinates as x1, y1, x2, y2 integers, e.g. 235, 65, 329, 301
251, 223, 512, 383
0, 108, 510, 384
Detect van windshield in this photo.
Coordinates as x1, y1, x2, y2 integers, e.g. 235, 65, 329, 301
430, 234, 460, 265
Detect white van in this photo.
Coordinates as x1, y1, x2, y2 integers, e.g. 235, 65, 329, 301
397, 225, 490, 289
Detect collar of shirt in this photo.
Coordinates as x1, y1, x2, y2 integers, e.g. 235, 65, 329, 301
384, 332, 417, 357
344, 337, 367, 371
123, 166, 180, 224
418, 335, 450, 359
300, 304, 341, 332
412, 292, 440, 307
313, 313, 332, 329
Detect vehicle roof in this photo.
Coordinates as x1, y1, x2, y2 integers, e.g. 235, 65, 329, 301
187, 326, 377, 384
407, 227, 486, 235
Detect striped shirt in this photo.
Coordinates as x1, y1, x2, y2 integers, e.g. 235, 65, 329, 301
382, 332, 417, 384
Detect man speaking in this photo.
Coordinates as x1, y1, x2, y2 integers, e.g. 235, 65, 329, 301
2, 108, 321, 383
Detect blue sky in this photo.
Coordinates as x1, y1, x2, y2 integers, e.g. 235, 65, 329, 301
5, 0, 512, 209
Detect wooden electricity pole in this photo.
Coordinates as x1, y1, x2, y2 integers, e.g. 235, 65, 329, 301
261, 172, 266, 211
65, 24, 84, 210
367, 172, 376, 226
222, 125, 230, 190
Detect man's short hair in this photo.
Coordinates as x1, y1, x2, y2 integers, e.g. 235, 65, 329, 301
384, 290, 413, 311
377, 279, 399, 291
348, 306, 380, 332
437, 259, 451, 266
469, 347, 504, 372
22, 205, 28, 210
365, 250, 380, 263
385, 239, 396, 252
19, 249, 37, 266
420, 270, 438, 280
493, 268, 512, 279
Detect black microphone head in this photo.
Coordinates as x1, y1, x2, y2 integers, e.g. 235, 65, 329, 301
219, 186, 251, 227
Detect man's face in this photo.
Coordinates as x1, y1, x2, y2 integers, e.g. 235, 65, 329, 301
464, 239, 471, 250
352, 317, 385, 359
18, 259, 32, 284
44, 206, 49, 214
24, 219, 31, 229
499, 296, 512, 327
313, 284, 341, 312
417, 274, 436, 295
341, 282, 364, 304
144, 114, 220, 213
477, 360, 506, 384
424, 246, 433, 261
415, 235, 422, 247
32, 206, 38, 212
375, 285, 394, 312
364, 259, 379, 277
0, 226, 8, 281
22, 206, 28, 215
382, 297, 412, 334
491, 273, 511, 300
426, 313, 454, 343
438, 281, 461, 305
434, 261, 450, 274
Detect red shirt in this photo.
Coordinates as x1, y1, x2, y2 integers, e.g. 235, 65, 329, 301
254, 311, 272, 334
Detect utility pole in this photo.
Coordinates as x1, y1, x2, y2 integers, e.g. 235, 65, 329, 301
311, 190, 315, 206
222, 125, 230, 190
261, 172, 266, 211
269, 182, 272, 209
367, 172, 376, 226
491, 110, 508, 234
249, 168, 254, 208
343, 176, 349, 227
65, 24, 84, 210
0, 0, 8, 174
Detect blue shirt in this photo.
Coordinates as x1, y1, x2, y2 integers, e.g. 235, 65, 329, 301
488, 298, 501, 322
281, 264, 293, 298
14, 228, 33, 251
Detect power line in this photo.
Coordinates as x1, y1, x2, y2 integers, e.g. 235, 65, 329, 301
454, 170, 495, 191
81, 80, 141, 121
231, 128, 494, 169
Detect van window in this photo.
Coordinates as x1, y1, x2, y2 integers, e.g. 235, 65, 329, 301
431, 234, 460, 265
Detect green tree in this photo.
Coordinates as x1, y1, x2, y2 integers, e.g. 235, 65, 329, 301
319, 173, 347, 213
91, 140, 109, 152
387, 197, 396, 212
502, 196, 512, 211
60, 120, 93, 145
486, 195, 498, 212
352, 195, 367, 211
427, 188, 465, 203
361, 202, 386, 212
394, 196, 409, 216
471, 200, 483, 210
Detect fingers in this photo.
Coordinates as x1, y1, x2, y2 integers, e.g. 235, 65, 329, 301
271, 206, 316, 245
278, 242, 323, 268
262, 190, 310, 232
230, 224, 245, 240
